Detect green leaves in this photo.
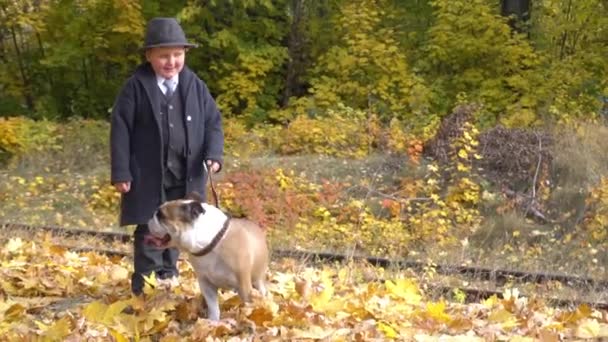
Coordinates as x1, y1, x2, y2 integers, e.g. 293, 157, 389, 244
1, 0, 606, 128
180, 0, 288, 121
310, 0, 432, 123
424, 0, 541, 127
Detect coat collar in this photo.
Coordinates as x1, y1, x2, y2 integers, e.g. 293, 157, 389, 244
134, 63, 196, 107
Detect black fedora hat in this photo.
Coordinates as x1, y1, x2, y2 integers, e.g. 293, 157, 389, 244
143, 17, 197, 49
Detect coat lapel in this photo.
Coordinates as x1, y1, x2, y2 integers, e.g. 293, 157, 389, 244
135, 64, 163, 139
134, 64, 166, 199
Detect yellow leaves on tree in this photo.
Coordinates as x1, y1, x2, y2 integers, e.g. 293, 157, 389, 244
581, 176, 608, 243
279, 104, 374, 158
310, 0, 431, 122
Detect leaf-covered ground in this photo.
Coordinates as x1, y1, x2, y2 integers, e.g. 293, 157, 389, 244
2, 237, 608, 341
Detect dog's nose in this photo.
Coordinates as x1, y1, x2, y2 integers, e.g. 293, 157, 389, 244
156, 210, 165, 220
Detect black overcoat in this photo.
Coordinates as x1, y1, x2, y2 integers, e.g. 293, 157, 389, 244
110, 63, 224, 226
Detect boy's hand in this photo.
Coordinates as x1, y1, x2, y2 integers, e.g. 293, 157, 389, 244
114, 182, 131, 193
206, 160, 221, 173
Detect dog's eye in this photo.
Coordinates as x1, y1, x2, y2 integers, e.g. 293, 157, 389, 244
183, 202, 205, 220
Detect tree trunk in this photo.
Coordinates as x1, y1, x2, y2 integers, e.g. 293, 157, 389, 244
501, 0, 531, 21
10, 25, 34, 110
281, 0, 306, 108
501, 0, 531, 34
558, 0, 573, 59
36, 30, 53, 88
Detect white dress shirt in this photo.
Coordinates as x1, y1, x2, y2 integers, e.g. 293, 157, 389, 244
156, 74, 179, 95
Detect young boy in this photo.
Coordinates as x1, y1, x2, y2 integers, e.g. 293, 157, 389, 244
110, 17, 224, 295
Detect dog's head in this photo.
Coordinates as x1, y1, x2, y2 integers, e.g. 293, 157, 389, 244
146, 192, 206, 249
146, 192, 228, 253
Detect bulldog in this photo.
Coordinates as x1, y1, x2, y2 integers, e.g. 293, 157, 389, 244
145, 192, 269, 321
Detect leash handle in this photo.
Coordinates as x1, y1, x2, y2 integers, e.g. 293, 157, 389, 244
204, 162, 220, 208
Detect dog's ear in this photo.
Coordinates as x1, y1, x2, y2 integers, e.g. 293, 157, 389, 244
186, 201, 205, 220
184, 191, 204, 203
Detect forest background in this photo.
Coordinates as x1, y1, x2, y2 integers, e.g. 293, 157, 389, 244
1, 0, 608, 277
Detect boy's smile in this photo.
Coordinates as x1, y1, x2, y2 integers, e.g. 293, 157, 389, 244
146, 46, 186, 80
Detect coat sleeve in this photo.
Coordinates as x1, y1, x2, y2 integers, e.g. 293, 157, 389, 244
200, 81, 224, 168
110, 79, 136, 184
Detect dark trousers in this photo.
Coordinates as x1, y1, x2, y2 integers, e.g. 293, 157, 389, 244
131, 186, 185, 295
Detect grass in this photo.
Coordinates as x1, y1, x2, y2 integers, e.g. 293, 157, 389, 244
1, 153, 605, 278
1, 119, 608, 293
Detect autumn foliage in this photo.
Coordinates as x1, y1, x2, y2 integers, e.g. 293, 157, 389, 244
3, 237, 608, 340
2, 0, 608, 339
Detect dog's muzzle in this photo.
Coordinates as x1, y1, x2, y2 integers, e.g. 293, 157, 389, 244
144, 211, 172, 248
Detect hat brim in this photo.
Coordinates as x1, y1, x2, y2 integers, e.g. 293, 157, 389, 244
143, 42, 198, 50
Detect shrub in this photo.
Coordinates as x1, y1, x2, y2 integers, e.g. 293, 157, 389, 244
0, 117, 60, 165
580, 177, 608, 244
58, 118, 110, 171
546, 122, 608, 229
279, 105, 375, 158
5, 117, 109, 173
218, 168, 333, 230
0, 117, 24, 163
223, 118, 283, 158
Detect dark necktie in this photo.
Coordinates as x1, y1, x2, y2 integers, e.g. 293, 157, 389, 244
163, 80, 174, 98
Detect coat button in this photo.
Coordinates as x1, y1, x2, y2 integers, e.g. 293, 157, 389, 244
186, 115, 192, 121
188, 177, 193, 182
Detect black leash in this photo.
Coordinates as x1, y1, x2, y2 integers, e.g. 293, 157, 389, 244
206, 163, 220, 208
188, 162, 228, 257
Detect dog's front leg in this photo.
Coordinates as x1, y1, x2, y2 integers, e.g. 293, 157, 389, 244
253, 278, 267, 297
198, 278, 220, 321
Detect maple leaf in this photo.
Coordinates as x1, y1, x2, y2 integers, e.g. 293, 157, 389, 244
82, 299, 132, 331
385, 278, 422, 304
488, 308, 518, 329
247, 306, 274, 326
414, 335, 485, 342
175, 300, 200, 322
20, 274, 41, 293
82, 301, 108, 323
274, 300, 312, 326
557, 304, 593, 324
309, 283, 334, 311
105, 300, 132, 322
575, 319, 608, 339
424, 301, 452, 324
3, 303, 26, 322
290, 325, 337, 339
108, 265, 129, 282
142, 273, 159, 296
483, 294, 500, 308
109, 330, 130, 342
141, 307, 169, 331
190, 318, 236, 339
38, 316, 72, 341
378, 320, 399, 339
309, 268, 336, 312
4, 238, 24, 254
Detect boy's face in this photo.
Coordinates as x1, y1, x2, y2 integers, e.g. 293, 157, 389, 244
146, 46, 186, 79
